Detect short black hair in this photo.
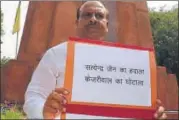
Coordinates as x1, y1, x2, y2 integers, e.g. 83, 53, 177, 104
76, 1, 109, 20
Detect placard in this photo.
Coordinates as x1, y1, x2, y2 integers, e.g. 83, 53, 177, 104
58, 37, 157, 119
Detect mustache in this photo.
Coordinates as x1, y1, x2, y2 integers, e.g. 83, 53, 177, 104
86, 21, 99, 27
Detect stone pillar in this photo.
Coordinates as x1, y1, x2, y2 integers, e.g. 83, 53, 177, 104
116, 1, 139, 46
17, 2, 56, 64
103, 1, 118, 42
48, 1, 82, 48
157, 67, 167, 107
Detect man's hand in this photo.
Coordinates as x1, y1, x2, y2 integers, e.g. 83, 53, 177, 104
43, 88, 69, 119
154, 99, 167, 119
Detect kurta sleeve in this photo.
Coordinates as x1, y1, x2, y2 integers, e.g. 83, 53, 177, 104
23, 49, 57, 119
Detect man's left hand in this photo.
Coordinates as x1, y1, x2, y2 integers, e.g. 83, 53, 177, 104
154, 99, 167, 119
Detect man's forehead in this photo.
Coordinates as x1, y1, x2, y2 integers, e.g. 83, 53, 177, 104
80, 1, 106, 12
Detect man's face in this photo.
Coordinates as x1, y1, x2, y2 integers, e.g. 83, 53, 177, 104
76, 1, 108, 40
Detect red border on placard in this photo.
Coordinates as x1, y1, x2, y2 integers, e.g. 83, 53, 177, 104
69, 37, 154, 51
66, 104, 156, 119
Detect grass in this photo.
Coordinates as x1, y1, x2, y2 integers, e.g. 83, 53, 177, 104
1, 100, 26, 119
1, 108, 24, 119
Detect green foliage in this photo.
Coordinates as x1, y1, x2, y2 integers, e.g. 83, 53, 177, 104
149, 5, 178, 81
0, 56, 11, 67
1, 105, 25, 119
1, 9, 4, 44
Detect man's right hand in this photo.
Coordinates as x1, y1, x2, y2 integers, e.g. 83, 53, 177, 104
43, 88, 70, 119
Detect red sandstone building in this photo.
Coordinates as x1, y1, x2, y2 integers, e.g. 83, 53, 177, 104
1, 1, 178, 119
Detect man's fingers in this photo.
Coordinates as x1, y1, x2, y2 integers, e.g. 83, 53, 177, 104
163, 113, 167, 119
159, 113, 167, 120
47, 91, 67, 105
43, 88, 69, 119
50, 100, 66, 113
55, 88, 70, 95
154, 106, 165, 119
44, 105, 57, 113
154, 112, 158, 119
157, 106, 165, 118
46, 99, 66, 113
50, 100, 63, 110
52, 92, 68, 104
158, 106, 165, 113
156, 99, 162, 106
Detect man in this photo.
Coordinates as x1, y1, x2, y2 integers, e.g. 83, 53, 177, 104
23, 1, 167, 119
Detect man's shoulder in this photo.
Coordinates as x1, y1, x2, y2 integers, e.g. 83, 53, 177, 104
50, 41, 68, 52
40, 41, 68, 64
43, 41, 68, 58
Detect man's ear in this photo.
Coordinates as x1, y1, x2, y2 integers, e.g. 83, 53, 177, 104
75, 20, 79, 26
106, 21, 109, 33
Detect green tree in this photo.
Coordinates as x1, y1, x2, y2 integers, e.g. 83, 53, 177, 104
0, 56, 10, 67
149, 5, 178, 83
1, 9, 4, 44
0, 9, 10, 66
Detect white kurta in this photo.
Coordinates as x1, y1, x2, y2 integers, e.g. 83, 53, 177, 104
23, 43, 67, 119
